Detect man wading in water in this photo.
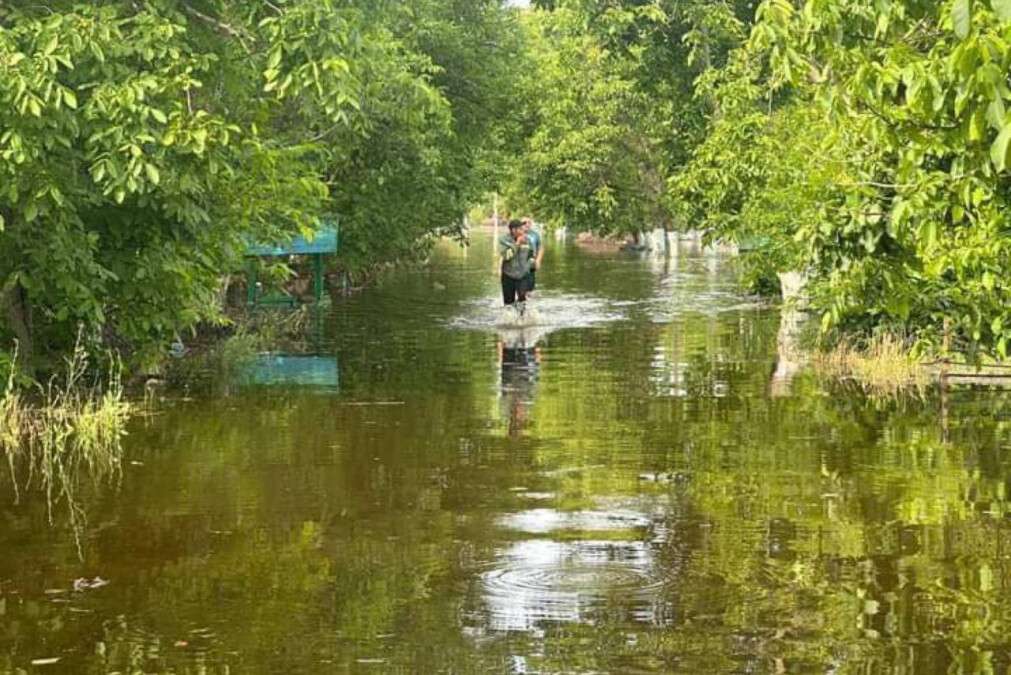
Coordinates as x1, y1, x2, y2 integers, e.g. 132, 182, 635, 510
499, 219, 534, 311
522, 217, 544, 296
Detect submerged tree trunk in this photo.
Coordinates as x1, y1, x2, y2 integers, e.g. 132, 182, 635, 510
778, 271, 810, 310
769, 270, 811, 397
3, 279, 34, 375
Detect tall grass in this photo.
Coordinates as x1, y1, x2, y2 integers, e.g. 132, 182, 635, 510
0, 345, 27, 503
165, 305, 315, 391
0, 338, 132, 555
812, 333, 929, 395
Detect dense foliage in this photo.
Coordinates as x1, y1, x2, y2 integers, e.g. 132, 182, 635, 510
508, 1, 757, 237
511, 0, 1011, 357
674, 0, 1011, 356
0, 0, 520, 373
6, 0, 1011, 371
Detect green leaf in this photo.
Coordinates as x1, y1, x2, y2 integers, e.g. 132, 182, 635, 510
41, 34, 58, 56
970, 107, 987, 141
267, 47, 283, 71
993, 0, 1011, 22
150, 109, 167, 124
953, 0, 972, 38
990, 121, 1011, 170
987, 97, 1006, 130
984, 271, 996, 290
24, 202, 38, 223
63, 89, 78, 110
144, 163, 160, 185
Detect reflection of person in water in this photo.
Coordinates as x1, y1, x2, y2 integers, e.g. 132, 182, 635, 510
498, 329, 542, 438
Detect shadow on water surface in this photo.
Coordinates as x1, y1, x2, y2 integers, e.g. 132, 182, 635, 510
4, 235, 1011, 673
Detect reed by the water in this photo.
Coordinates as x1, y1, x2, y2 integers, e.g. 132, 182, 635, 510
812, 333, 929, 395
0, 341, 131, 551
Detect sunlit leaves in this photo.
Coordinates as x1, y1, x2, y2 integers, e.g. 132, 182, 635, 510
993, 0, 1011, 22
683, 0, 1011, 355
990, 122, 1011, 171
0, 0, 520, 370
953, 0, 973, 38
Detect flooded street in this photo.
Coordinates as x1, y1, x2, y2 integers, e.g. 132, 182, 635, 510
4, 233, 1011, 673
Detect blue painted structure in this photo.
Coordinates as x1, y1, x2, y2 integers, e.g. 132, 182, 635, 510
245, 225, 339, 307
246, 227, 339, 257
242, 354, 340, 389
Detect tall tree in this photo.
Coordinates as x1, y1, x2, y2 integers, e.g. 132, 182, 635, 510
0, 0, 524, 374
677, 0, 1011, 356
508, 0, 754, 237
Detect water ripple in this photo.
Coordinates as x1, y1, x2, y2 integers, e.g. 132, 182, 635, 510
449, 292, 625, 333
496, 508, 652, 534
477, 540, 677, 631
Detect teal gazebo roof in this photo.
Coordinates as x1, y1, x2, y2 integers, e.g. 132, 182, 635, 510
244, 224, 339, 307
245, 226, 338, 257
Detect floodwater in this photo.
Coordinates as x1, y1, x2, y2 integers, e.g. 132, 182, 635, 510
4, 233, 1011, 673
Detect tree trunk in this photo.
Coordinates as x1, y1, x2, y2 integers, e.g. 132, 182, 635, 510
3, 280, 33, 375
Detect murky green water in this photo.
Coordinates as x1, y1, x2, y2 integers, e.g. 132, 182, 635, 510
5, 234, 1011, 673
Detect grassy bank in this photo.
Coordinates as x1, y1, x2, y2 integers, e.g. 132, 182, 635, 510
162, 305, 318, 392
811, 334, 931, 396
807, 331, 1011, 395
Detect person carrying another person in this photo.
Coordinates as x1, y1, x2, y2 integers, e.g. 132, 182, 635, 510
499, 219, 533, 307
522, 217, 544, 293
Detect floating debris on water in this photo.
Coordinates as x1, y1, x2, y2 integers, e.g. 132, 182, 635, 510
73, 577, 109, 592
31, 658, 61, 666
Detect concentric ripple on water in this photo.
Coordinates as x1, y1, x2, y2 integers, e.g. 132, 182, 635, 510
477, 540, 677, 631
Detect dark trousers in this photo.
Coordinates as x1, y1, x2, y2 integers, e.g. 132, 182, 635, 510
527, 269, 536, 291
501, 275, 528, 305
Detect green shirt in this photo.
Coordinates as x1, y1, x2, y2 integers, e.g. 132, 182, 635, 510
499, 234, 533, 280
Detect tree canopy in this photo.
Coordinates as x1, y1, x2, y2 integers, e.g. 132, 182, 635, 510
674, 0, 1011, 357
5, 0, 1011, 372
0, 0, 522, 373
